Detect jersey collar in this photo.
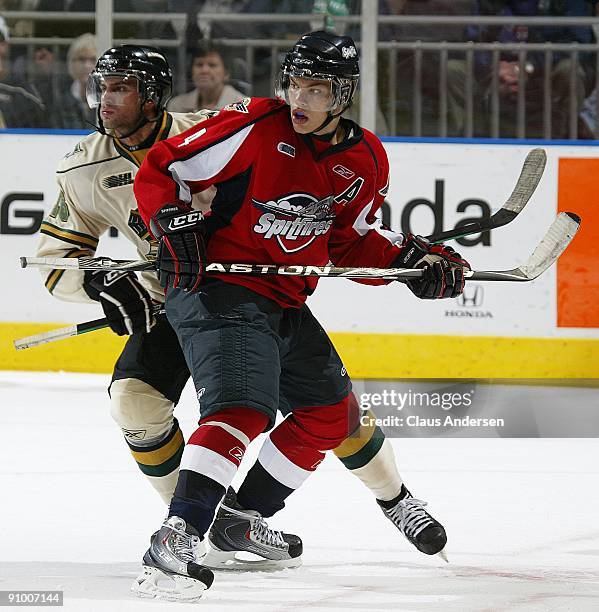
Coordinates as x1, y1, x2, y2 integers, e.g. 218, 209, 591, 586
300, 118, 363, 162
113, 112, 173, 167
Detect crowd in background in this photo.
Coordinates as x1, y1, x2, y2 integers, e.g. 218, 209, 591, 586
1, 0, 599, 138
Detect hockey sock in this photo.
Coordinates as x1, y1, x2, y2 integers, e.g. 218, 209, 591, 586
238, 397, 359, 517
334, 408, 403, 502
169, 407, 269, 535
124, 417, 184, 504
377, 483, 410, 509
237, 437, 324, 517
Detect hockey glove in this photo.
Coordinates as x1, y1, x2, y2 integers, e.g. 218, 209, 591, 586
150, 204, 208, 292
393, 234, 470, 299
84, 270, 155, 336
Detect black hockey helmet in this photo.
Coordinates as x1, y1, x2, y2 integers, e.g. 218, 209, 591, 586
276, 30, 360, 111
86, 44, 173, 111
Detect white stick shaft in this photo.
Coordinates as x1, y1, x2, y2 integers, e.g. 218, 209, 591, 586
14, 325, 78, 350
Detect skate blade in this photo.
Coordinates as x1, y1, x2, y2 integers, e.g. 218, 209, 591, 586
131, 565, 209, 602
437, 548, 449, 563
203, 547, 302, 572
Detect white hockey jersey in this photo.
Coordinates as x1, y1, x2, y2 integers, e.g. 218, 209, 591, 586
36, 110, 215, 304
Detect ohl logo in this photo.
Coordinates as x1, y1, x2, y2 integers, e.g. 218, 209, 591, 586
252, 193, 335, 254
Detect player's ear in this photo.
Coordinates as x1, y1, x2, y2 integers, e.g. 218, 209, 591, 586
143, 98, 158, 117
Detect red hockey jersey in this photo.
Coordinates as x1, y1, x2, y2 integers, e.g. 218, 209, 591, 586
134, 97, 406, 308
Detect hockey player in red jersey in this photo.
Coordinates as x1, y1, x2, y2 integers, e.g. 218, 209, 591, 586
132, 31, 469, 601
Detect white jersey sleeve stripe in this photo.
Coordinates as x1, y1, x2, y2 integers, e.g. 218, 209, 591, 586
167, 124, 254, 203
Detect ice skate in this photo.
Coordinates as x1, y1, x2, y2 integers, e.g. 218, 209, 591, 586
378, 485, 448, 561
204, 488, 303, 570
132, 516, 214, 602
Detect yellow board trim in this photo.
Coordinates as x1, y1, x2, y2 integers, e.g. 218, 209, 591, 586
329, 332, 599, 379
3, 323, 126, 373
130, 428, 184, 466
2, 323, 598, 379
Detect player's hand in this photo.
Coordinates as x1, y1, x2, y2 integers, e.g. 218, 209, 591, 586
84, 270, 155, 335
393, 234, 470, 299
150, 205, 208, 292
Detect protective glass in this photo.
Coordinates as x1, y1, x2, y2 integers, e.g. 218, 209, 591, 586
86, 72, 141, 109
283, 77, 336, 112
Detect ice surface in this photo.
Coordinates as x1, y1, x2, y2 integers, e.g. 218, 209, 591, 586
1, 371, 598, 611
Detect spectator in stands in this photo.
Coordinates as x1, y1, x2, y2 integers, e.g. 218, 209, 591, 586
167, 43, 245, 112
52, 33, 97, 128
579, 86, 598, 136
447, 0, 597, 138
377, 0, 470, 136
0, 15, 45, 128
578, 0, 599, 137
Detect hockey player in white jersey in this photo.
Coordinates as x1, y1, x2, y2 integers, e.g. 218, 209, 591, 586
37, 45, 217, 503
36, 44, 447, 600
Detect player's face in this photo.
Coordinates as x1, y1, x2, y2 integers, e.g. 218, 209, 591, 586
99, 76, 142, 133
191, 52, 228, 93
288, 77, 336, 134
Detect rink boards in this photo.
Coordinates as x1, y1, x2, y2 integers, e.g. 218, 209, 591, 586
0, 132, 597, 378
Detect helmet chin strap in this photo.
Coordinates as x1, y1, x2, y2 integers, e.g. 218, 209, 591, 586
94, 101, 160, 140
308, 105, 347, 137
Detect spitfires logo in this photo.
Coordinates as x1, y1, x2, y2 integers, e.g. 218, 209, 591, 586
252, 193, 335, 253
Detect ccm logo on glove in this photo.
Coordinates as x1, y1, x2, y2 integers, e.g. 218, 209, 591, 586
150, 204, 209, 292
168, 210, 205, 232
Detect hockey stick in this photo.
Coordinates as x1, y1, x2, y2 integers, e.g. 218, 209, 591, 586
426, 147, 546, 243
13, 304, 165, 350
17, 212, 577, 350
21, 212, 580, 283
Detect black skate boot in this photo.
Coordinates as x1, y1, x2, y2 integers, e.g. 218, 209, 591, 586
132, 516, 214, 602
378, 485, 448, 561
204, 488, 303, 570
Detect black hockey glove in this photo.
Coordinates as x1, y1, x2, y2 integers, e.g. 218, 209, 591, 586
392, 234, 470, 299
84, 270, 155, 336
150, 204, 208, 292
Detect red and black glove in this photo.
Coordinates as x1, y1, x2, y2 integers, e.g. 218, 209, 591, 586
392, 234, 470, 299
150, 205, 209, 292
